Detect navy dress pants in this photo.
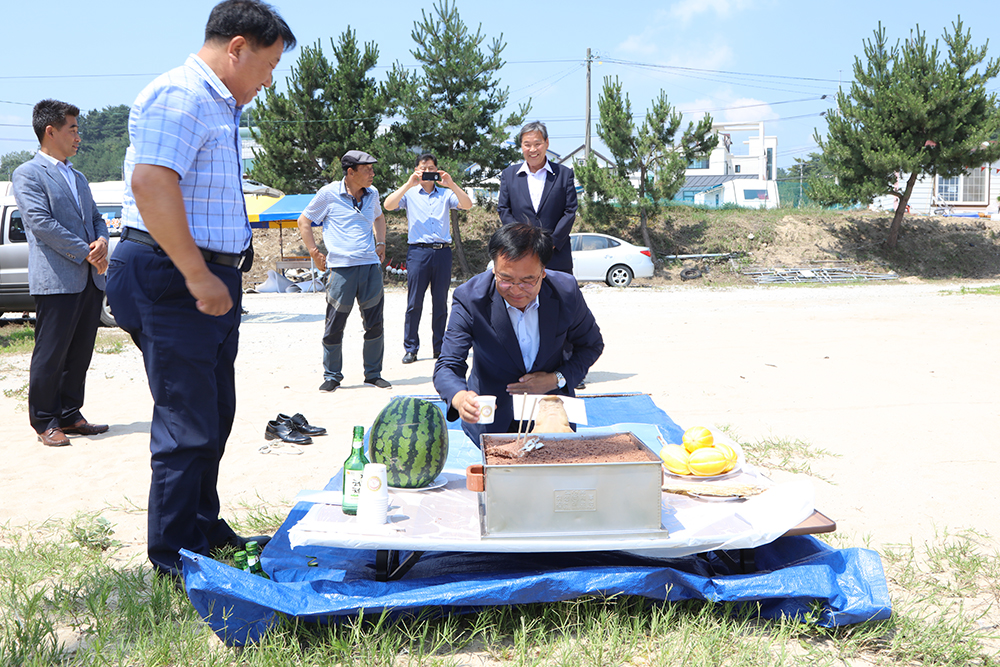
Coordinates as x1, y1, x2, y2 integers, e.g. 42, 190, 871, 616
29, 277, 103, 434
107, 240, 241, 576
403, 245, 451, 356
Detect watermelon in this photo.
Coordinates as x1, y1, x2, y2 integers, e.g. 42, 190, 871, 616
368, 397, 448, 488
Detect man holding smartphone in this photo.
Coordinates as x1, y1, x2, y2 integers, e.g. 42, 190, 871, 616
383, 153, 472, 364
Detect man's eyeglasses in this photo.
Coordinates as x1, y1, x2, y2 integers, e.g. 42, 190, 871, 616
494, 273, 541, 291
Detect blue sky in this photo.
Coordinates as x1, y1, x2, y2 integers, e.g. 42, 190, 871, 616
2, 0, 997, 172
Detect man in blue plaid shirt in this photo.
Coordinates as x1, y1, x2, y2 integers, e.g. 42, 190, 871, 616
106, 0, 295, 580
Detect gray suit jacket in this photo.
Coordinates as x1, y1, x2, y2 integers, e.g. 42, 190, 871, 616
12, 153, 109, 295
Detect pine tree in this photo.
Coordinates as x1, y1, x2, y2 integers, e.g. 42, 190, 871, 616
575, 77, 716, 255
387, 0, 529, 275
248, 28, 403, 194
74, 105, 130, 182
0, 151, 34, 181
812, 18, 1000, 249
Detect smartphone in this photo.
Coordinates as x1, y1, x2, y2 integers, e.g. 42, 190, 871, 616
422, 172, 441, 181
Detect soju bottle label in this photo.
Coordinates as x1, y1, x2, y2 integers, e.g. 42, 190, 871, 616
344, 469, 363, 511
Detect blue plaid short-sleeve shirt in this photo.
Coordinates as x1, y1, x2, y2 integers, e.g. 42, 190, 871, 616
121, 54, 249, 254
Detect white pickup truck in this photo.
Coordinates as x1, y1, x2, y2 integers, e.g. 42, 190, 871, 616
0, 180, 123, 326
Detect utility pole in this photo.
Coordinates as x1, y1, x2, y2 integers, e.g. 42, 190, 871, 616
798, 161, 803, 208
585, 48, 591, 159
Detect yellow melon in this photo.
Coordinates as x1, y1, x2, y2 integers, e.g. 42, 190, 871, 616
714, 442, 737, 464
659, 445, 690, 475
687, 447, 730, 476
682, 426, 714, 453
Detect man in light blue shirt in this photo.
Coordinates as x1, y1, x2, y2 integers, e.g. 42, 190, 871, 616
105, 0, 295, 580
297, 150, 391, 391
383, 153, 472, 364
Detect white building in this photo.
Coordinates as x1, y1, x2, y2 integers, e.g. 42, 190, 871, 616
871, 162, 1000, 216
677, 121, 780, 208
557, 145, 616, 172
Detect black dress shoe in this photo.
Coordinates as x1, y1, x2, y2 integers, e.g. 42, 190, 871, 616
265, 420, 312, 444
319, 379, 340, 392
364, 377, 392, 389
402, 351, 417, 364
277, 413, 326, 436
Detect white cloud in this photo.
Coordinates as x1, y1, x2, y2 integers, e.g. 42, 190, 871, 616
663, 43, 734, 73
722, 97, 779, 123
675, 93, 778, 125
677, 97, 716, 116
669, 0, 756, 23
617, 31, 661, 57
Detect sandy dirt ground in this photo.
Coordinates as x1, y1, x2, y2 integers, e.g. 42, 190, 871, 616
1, 280, 998, 566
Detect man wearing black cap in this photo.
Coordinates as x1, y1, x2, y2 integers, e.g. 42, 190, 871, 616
297, 150, 391, 391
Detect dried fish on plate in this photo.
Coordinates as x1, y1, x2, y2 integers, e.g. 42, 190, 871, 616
661, 482, 767, 498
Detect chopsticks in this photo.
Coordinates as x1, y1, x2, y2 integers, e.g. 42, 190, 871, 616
516, 394, 539, 447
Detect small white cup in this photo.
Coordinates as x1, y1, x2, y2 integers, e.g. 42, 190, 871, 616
360, 463, 388, 495
477, 395, 496, 424
357, 463, 389, 525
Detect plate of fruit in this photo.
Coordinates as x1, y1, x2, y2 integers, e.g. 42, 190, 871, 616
658, 426, 745, 481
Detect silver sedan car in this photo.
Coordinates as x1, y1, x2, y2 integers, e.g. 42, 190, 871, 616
570, 232, 655, 287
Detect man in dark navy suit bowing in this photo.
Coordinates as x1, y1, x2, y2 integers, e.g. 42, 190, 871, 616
433, 224, 603, 444
497, 121, 578, 274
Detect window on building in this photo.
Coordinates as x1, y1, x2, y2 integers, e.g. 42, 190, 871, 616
937, 168, 989, 204
743, 189, 769, 201
689, 156, 710, 169
766, 148, 773, 180
734, 165, 741, 173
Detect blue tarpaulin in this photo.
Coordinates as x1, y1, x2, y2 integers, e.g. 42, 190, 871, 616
182, 394, 891, 646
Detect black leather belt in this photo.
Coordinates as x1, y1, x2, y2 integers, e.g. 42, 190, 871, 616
122, 226, 253, 272
410, 242, 449, 249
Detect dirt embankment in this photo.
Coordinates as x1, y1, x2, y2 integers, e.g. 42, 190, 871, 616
244, 207, 1000, 290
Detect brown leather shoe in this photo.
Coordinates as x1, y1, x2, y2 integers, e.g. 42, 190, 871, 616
61, 420, 109, 436
39, 427, 70, 447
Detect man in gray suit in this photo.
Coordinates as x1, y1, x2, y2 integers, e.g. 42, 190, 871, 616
12, 99, 110, 447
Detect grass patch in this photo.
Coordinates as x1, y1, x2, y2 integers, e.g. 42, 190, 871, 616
949, 284, 1000, 296
2, 515, 1000, 665
0, 323, 34, 354
67, 513, 119, 552
0, 323, 129, 357
721, 426, 839, 482
94, 328, 129, 355
3, 381, 28, 400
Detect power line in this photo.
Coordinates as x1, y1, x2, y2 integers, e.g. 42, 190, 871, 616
601, 58, 843, 84
683, 97, 827, 114
612, 62, 835, 97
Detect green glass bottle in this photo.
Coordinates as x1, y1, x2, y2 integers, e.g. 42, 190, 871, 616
244, 540, 270, 579
342, 425, 369, 516
245, 541, 260, 573
233, 549, 249, 573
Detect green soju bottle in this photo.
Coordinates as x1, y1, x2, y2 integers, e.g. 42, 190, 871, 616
244, 540, 270, 579
342, 425, 369, 515
233, 549, 249, 573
